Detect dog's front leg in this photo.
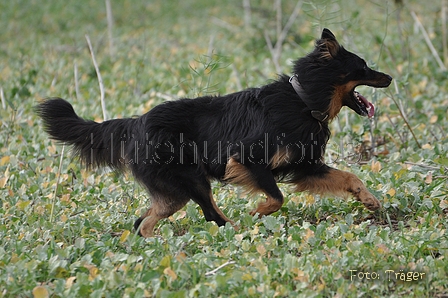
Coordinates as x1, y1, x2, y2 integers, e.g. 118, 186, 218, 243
294, 167, 381, 210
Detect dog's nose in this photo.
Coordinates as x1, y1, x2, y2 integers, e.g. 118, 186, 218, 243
386, 74, 393, 82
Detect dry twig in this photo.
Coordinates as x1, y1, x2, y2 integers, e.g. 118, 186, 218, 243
0, 87, 5, 109
105, 0, 114, 58
85, 34, 108, 120
50, 144, 65, 223
205, 261, 236, 276
390, 80, 422, 148
74, 61, 80, 99
411, 11, 446, 71
264, 0, 303, 73
442, 0, 447, 65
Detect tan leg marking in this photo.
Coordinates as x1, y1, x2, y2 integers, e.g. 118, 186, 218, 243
138, 198, 189, 238
224, 157, 284, 218
249, 195, 283, 217
294, 168, 381, 210
269, 148, 290, 169
138, 208, 163, 238
223, 157, 258, 193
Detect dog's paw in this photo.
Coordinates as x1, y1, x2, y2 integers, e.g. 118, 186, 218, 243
352, 187, 381, 210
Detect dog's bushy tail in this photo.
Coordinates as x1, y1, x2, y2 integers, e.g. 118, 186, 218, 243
35, 98, 134, 170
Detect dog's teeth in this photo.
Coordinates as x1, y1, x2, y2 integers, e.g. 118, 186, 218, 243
355, 93, 361, 103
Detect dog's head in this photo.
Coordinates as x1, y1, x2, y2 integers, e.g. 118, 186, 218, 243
293, 29, 392, 121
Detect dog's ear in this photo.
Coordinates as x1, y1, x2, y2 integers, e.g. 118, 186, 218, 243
318, 28, 340, 59
321, 28, 336, 40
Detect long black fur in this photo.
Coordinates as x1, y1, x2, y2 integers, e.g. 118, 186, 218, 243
36, 29, 392, 236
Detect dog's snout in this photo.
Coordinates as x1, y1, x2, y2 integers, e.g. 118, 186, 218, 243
378, 73, 393, 87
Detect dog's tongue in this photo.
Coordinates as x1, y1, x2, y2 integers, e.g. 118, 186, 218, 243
368, 102, 375, 118
358, 92, 375, 118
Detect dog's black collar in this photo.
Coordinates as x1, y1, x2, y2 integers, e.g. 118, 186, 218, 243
289, 75, 329, 122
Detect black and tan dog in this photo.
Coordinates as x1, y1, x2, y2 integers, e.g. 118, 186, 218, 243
36, 29, 392, 237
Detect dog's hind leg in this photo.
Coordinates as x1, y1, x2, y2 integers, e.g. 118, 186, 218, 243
224, 157, 284, 217
294, 167, 381, 210
134, 194, 190, 238
134, 166, 233, 237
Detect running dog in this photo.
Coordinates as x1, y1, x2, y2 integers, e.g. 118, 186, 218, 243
36, 29, 392, 237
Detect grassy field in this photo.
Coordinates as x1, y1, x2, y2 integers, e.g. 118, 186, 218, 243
0, 0, 447, 297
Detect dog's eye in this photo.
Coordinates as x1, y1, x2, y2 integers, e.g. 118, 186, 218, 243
361, 59, 368, 71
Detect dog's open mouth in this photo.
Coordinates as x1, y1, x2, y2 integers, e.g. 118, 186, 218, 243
353, 90, 375, 118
